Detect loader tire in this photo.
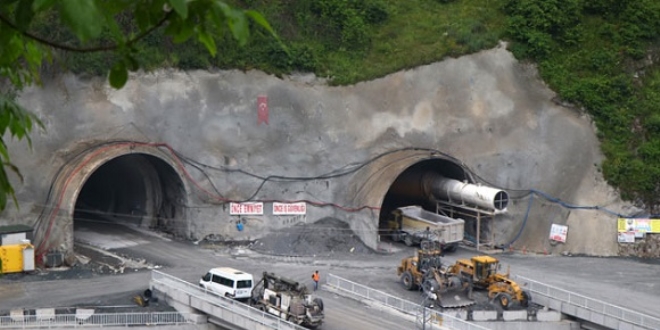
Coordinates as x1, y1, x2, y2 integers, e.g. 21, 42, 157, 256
521, 290, 531, 308
404, 235, 413, 247
401, 271, 415, 290
495, 293, 512, 310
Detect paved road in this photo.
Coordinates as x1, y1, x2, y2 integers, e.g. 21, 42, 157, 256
2, 222, 660, 329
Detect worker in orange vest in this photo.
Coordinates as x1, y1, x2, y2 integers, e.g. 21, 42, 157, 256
312, 270, 320, 291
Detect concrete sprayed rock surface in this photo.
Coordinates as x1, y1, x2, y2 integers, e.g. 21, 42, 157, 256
250, 217, 376, 257
4, 43, 641, 257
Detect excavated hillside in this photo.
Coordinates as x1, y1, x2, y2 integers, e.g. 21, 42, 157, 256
6, 44, 648, 258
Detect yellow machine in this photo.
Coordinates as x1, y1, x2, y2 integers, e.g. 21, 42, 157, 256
0, 242, 35, 274
446, 255, 531, 309
396, 248, 474, 308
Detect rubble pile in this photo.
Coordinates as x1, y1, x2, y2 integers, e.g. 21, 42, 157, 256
250, 217, 375, 257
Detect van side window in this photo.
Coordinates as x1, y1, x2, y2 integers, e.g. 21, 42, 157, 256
237, 280, 252, 289
202, 272, 211, 282
212, 275, 235, 288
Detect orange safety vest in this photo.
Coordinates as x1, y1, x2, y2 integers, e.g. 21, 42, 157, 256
312, 272, 320, 282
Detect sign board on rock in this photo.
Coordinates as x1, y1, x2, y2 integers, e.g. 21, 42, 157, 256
230, 202, 264, 215
617, 232, 635, 243
617, 218, 660, 233
549, 224, 568, 243
273, 202, 307, 215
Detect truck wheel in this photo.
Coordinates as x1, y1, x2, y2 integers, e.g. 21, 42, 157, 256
521, 290, 531, 307
444, 244, 458, 253
404, 235, 413, 247
314, 298, 324, 311
401, 271, 415, 290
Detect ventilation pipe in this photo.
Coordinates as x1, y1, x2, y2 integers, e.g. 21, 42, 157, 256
423, 173, 509, 211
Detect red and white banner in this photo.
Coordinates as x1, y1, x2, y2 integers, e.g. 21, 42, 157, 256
273, 202, 307, 215
257, 95, 269, 125
230, 202, 264, 215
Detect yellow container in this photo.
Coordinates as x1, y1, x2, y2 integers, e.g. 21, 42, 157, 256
0, 243, 31, 274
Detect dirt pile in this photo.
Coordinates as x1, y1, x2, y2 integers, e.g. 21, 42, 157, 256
250, 217, 376, 257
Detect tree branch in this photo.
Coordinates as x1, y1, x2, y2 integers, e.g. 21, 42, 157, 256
0, 11, 173, 53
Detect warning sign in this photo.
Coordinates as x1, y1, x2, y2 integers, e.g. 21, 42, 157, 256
549, 224, 568, 243
617, 232, 635, 243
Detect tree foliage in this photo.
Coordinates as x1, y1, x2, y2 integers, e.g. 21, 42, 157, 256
0, 0, 277, 211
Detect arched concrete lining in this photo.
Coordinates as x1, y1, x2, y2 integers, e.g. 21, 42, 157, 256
344, 149, 473, 249
34, 142, 191, 261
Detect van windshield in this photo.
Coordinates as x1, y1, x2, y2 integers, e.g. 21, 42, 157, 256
237, 280, 252, 289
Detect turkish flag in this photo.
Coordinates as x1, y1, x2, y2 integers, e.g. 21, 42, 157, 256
257, 95, 268, 125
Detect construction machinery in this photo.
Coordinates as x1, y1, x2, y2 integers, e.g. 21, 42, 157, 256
445, 255, 531, 310
396, 246, 475, 308
250, 272, 324, 329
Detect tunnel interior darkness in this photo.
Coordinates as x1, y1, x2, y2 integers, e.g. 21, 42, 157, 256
73, 154, 185, 232
379, 159, 471, 233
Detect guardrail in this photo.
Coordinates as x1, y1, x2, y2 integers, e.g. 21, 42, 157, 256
151, 270, 307, 330
325, 273, 491, 330
516, 275, 660, 330
0, 312, 190, 329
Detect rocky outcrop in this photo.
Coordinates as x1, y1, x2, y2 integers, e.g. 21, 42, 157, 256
619, 234, 660, 258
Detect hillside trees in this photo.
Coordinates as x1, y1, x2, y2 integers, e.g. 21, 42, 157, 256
504, 0, 660, 208
0, 0, 277, 211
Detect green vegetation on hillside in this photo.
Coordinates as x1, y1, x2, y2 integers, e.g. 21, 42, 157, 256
7, 0, 660, 210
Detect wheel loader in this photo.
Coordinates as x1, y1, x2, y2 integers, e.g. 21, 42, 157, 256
396, 248, 475, 308
445, 255, 531, 310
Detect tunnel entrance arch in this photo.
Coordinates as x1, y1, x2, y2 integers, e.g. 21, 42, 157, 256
35, 142, 190, 260
344, 149, 507, 250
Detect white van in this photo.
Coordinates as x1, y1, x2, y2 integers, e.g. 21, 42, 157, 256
199, 267, 254, 301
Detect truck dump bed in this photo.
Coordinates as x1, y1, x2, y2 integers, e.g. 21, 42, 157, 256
394, 206, 465, 244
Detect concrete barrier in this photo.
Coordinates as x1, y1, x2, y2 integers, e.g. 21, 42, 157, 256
537, 310, 562, 322
35, 308, 55, 321
502, 310, 527, 321
472, 311, 498, 322
8, 310, 23, 322
75, 308, 94, 321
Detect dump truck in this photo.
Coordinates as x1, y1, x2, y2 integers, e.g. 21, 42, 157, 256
397, 248, 475, 308
250, 272, 324, 329
388, 205, 465, 252
445, 255, 531, 310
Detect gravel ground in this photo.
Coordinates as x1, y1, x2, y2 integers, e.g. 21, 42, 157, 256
248, 217, 377, 257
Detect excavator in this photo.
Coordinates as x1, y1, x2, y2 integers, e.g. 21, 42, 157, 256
445, 255, 532, 310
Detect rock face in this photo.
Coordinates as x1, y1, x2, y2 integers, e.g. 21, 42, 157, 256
1, 43, 642, 257
619, 234, 660, 258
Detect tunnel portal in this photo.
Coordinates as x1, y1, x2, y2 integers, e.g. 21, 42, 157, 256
378, 158, 509, 246
73, 153, 186, 233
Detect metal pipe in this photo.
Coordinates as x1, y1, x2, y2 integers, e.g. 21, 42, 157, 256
423, 173, 509, 211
